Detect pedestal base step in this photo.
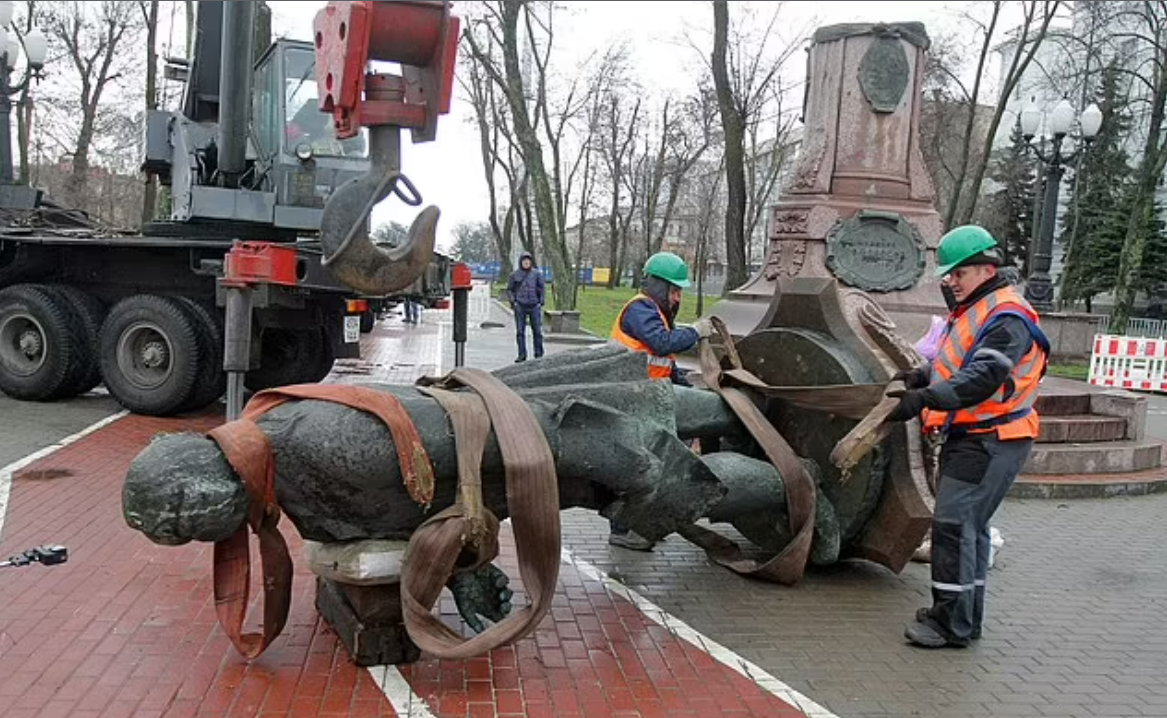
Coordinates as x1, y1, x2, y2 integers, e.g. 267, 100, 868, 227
315, 576, 420, 667
1023, 439, 1166, 475
1011, 467, 1167, 499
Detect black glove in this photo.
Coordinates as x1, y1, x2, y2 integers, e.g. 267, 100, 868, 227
885, 388, 929, 422
892, 366, 930, 390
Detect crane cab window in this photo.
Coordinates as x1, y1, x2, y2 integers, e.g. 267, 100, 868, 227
283, 45, 367, 159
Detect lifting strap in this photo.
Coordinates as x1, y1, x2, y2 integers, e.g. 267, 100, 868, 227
679, 317, 819, 585
205, 383, 436, 659
204, 373, 560, 661
680, 317, 900, 584
402, 368, 560, 659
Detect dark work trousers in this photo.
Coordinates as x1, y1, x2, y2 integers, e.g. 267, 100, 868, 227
930, 433, 1033, 641
514, 304, 544, 360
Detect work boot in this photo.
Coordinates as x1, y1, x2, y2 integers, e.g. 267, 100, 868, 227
608, 530, 654, 551
905, 616, 970, 649
915, 608, 981, 640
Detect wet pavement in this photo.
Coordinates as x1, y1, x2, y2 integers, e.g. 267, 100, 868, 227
1, 281, 1164, 717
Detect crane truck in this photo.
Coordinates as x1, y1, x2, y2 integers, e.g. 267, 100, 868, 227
0, 0, 457, 416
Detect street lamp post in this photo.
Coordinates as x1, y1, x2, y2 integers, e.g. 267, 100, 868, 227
1019, 96, 1103, 312
0, 0, 46, 189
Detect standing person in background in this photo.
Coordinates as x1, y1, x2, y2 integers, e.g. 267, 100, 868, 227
402, 296, 420, 324
507, 252, 545, 363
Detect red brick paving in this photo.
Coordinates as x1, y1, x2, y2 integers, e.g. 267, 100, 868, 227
0, 402, 811, 717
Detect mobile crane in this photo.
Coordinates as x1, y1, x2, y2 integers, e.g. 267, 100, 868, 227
0, 0, 458, 416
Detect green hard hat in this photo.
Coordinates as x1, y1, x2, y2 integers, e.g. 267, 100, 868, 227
643, 251, 691, 288
935, 225, 1000, 277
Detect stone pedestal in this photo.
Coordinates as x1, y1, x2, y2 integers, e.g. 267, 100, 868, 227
544, 310, 581, 334
315, 578, 420, 666
715, 22, 948, 343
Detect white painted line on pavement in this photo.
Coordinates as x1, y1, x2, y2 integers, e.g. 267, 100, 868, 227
0, 410, 129, 540
367, 664, 436, 718
563, 548, 843, 718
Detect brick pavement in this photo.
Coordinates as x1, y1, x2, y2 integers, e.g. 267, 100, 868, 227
0, 286, 816, 717
2, 282, 1165, 717
0, 408, 813, 717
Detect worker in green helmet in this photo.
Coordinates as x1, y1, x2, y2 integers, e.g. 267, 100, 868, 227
885, 224, 1050, 648
606, 251, 713, 550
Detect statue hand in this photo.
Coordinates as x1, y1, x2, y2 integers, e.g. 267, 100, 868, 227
447, 562, 514, 634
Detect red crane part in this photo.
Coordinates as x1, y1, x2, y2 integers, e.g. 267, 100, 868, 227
313, 1, 460, 142
222, 242, 301, 288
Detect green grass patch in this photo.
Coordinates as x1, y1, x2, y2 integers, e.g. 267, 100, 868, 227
492, 281, 720, 337
1046, 362, 1090, 381
547, 285, 722, 337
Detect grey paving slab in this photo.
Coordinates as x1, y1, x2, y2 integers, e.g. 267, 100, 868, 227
558, 490, 1167, 718
0, 391, 122, 468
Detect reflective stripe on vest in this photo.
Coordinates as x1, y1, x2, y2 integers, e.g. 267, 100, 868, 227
609, 294, 675, 380
921, 286, 1046, 439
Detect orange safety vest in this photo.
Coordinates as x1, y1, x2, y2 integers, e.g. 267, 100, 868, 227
921, 285, 1047, 440
610, 294, 675, 380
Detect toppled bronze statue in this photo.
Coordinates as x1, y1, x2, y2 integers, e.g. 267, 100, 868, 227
122, 278, 933, 666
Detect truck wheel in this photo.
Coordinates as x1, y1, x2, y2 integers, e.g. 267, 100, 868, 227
174, 298, 227, 412
99, 295, 202, 416
0, 284, 85, 400
245, 328, 323, 392
301, 327, 335, 384
359, 310, 375, 334
47, 285, 106, 396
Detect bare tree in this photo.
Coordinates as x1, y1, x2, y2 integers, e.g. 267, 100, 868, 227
462, 0, 577, 308
570, 44, 625, 303
635, 88, 715, 267
920, 32, 978, 222
597, 90, 642, 287
949, 0, 1063, 227
710, 0, 746, 291
459, 24, 516, 280
42, 1, 143, 210
692, 153, 725, 317
743, 91, 797, 265
707, 0, 805, 292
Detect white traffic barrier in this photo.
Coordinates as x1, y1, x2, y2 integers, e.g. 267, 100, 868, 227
1088, 334, 1167, 392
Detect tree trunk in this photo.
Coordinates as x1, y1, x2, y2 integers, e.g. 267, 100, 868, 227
712, 0, 748, 292
499, 0, 575, 309
942, 2, 1000, 229
957, 1, 1059, 226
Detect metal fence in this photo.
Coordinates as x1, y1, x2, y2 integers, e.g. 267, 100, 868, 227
1095, 316, 1167, 339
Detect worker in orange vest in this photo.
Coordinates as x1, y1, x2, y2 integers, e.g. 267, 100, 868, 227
607, 251, 713, 550
885, 225, 1049, 649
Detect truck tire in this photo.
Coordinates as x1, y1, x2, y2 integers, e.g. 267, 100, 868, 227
359, 309, 375, 334
173, 298, 227, 412
46, 285, 106, 396
301, 327, 336, 384
0, 284, 86, 401
245, 327, 323, 392
99, 294, 202, 416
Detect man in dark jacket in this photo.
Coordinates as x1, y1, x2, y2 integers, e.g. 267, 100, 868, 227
607, 251, 713, 549
886, 225, 1049, 649
507, 252, 545, 362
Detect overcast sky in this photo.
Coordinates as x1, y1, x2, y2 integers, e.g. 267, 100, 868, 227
257, 1, 1032, 253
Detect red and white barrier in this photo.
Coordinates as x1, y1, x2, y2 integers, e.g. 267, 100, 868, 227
1089, 334, 1167, 392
